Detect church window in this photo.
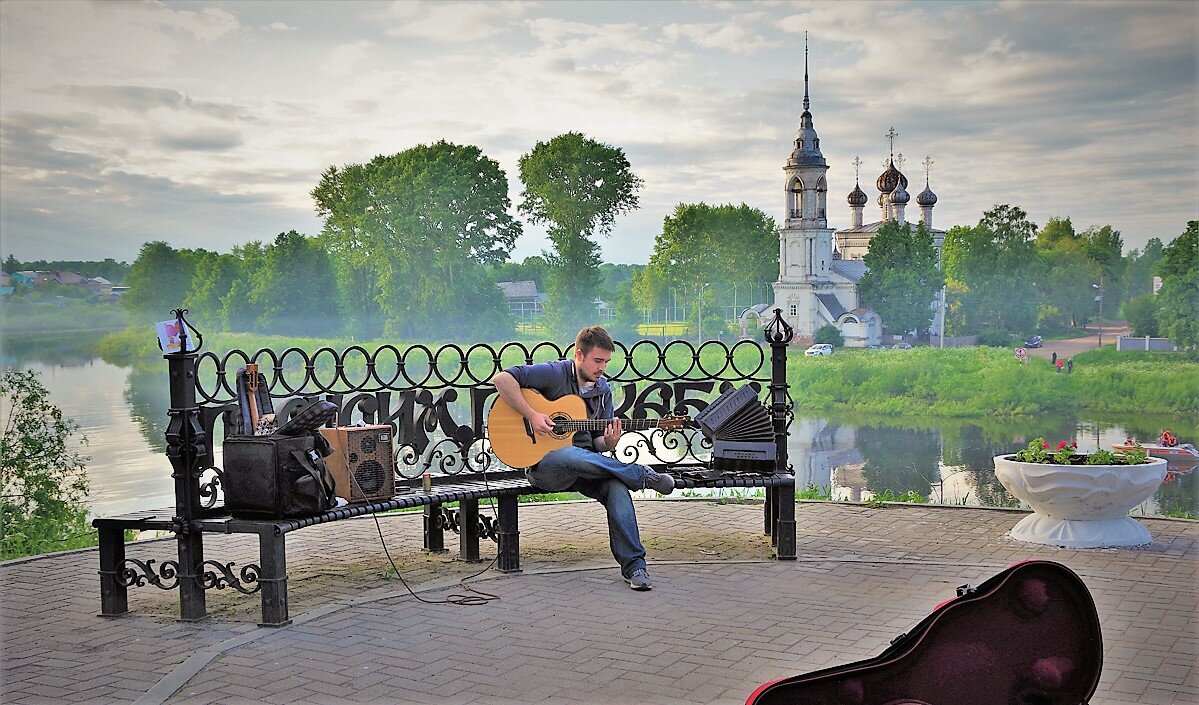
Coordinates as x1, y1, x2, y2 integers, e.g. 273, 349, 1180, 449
789, 304, 797, 316
843, 316, 858, 324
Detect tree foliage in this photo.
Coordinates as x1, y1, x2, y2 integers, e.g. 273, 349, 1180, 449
635, 202, 777, 310
859, 220, 944, 336
1124, 294, 1161, 337
1, 370, 93, 559
814, 324, 844, 347
121, 241, 197, 322
313, 141, 521, 339
518, 132, 643, 338
1124, 237, 1164, 300
943, 205, 1040, 334
1155, 221, 1199, 348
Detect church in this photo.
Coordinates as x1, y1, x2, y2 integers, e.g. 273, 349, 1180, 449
762, 49, 945, 347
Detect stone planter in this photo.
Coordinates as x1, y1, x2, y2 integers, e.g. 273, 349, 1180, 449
993, 455, 1168, 548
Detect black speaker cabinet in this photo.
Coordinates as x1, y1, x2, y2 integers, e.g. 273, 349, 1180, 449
319, 425, 396, 503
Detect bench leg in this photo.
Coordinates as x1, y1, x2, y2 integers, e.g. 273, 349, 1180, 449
774, 484, 797, 561
459, 498, 482, 562
497, 494, 520, 573
258, 532, 291, 627
97, 526, 128, 617
764, 488, 776, 537
424, 503, 447, 553
177, 529, 207, 622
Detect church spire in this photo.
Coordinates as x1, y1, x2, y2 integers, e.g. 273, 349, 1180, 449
803, 32, 810, 114
787, 32, 825, 168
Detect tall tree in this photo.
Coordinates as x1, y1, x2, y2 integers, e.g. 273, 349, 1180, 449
859, 221, 944, 336
185, 250, 240, 331
635, 202, 777, 311
248, 231, 339, 336
313, 141, 521, 339
1036, 217, 1078, 253
518, 132, 643, 338
943, 205, 1041, 334
1081, 225, 1127, 311
121, 241, 196, 322
1124, 237, 1165, 300
1155, 221, 1198, 348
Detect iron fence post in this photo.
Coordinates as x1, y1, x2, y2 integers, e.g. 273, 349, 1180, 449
765, 309, 797, 560
163, 308, 209, 620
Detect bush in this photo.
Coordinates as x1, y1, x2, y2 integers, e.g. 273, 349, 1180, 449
814, 324, 844, 347
1124, 294, 1160, 337
1, 370, 95, 559
979, 329, 1011, 347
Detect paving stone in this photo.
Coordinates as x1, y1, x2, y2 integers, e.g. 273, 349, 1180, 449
1, 502, 1195, 704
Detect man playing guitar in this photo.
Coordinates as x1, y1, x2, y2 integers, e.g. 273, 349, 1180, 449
490, 326, 675, 591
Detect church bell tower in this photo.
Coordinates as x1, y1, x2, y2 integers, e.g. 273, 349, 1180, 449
773, 34, 834, 336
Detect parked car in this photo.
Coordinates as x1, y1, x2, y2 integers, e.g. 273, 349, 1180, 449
804, 344, 835, 356
1024, 335, 1043, 348
891, 342, 913, 350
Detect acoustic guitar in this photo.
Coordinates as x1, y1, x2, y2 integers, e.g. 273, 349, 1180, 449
488, 389, 688, 468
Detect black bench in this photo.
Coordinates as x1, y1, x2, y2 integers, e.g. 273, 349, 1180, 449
94, 309, 798, 626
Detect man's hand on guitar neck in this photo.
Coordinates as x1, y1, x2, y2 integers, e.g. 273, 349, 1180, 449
596, 418, 622, 453
492, 371, 557, 435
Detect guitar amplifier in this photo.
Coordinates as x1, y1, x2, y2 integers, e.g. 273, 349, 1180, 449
319, 425, 396, 503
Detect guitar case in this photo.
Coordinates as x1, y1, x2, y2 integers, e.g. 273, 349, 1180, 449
747, 560, 1102, 705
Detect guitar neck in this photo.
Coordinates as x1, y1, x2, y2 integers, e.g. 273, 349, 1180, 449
554, 418, 669, 432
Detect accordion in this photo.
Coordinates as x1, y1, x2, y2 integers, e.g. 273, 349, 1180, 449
694, 385, 777, 473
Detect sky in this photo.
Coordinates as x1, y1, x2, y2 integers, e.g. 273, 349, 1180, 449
1, 0, 1196, 266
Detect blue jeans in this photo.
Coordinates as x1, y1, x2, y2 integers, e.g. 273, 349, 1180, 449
527, 445, 650, 577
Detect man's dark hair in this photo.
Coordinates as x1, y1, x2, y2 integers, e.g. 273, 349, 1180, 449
575, 326, 615, 355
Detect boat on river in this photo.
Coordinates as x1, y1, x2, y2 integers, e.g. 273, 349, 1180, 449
1114, 429, 1199, 470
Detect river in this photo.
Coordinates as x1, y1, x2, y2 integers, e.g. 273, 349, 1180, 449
3, 341, 1196, 519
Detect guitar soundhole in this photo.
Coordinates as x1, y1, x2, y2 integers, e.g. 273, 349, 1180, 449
549, 413, 572, 439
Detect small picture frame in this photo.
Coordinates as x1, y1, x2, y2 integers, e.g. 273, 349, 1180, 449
155, 319, 194, 353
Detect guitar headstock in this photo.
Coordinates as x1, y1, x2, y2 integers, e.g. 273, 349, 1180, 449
659, 415, 688, 431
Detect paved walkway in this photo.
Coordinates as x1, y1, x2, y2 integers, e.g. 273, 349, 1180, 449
1, 500, 1195, 704
1027, 321, 1131, 361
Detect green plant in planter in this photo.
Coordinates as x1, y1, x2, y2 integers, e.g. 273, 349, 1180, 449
1012, 437, 1150, 465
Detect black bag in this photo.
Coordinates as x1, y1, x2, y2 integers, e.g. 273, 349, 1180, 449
222, 434, 337, 519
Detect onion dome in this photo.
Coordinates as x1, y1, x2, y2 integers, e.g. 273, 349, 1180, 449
875, 161, 908, 194
847, 182, 868, 206
877, 192, 888, 208
889, 180, 910, 205
917, 181, 938, 206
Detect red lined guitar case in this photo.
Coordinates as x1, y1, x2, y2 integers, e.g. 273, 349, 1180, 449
747, 560, 1102, 705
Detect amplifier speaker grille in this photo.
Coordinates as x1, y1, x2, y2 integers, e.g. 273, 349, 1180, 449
319, 425, 396, 503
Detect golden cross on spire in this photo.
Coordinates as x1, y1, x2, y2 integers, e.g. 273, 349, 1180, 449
895, 153, 905, 172
852, 156, 862, 182
923, 155, 934, 183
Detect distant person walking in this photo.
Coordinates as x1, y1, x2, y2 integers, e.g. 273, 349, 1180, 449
1051, 351, 1058, 365
1056, 358, 1064, 373
1067, 358, 1073, 374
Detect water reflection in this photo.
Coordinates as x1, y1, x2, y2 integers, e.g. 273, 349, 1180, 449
790, 414, 1197, 517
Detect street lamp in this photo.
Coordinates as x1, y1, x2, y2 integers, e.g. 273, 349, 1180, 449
1092, 276, 1103, 348
696, 282, 710, 344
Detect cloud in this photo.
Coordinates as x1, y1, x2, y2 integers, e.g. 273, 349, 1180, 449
155, 128, 243, 152
382, 1, 529, 43
323, 40, 377, 76
45, 85, 253, 122
263, 21, 298, 32
662, 22, 773, 55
